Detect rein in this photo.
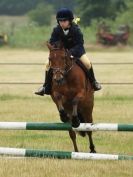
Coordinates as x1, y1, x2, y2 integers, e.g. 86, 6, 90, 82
50, 48, 75, 75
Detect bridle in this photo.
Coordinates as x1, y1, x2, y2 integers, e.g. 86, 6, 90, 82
49, 48, 75, 76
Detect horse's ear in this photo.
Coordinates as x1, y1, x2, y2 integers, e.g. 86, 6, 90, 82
47, 42, 53, 51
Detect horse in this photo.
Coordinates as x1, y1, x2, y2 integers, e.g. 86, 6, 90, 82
47, 42, 96, 153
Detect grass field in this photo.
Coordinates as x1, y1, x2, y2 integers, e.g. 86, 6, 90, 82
0, 49, 133, 177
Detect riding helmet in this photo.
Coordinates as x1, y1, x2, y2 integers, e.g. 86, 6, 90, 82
56, 8, 74, 22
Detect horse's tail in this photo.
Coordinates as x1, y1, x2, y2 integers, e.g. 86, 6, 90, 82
78, 112, 87, 137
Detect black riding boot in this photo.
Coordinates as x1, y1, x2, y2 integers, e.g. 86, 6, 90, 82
35, 69, 52, 96
87, 66, 102, 91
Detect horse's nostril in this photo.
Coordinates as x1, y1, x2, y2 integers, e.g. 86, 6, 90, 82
56, 78, 64, 85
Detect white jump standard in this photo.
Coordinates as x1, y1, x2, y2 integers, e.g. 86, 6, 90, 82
0, 122, 133, 131
0, 147, 133, 160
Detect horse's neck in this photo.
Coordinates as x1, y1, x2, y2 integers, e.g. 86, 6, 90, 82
65, 56, 74, 67
66, 59, 84, 79
66, 59, 92, 90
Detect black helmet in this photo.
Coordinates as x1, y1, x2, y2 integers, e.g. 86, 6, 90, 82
56, 8, 74, 21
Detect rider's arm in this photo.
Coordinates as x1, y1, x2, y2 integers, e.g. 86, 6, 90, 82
69, 27, 85, 58
49, 27, 60, 44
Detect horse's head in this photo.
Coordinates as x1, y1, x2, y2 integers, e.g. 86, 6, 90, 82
47, 41, 73, 85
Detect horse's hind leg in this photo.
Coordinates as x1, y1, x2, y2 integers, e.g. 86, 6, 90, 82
69, 130, 79, 152
87, 131, 96, 153
84, 110, 96, 153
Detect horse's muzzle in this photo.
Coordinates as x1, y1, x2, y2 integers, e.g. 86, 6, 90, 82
54, 76, 65, 86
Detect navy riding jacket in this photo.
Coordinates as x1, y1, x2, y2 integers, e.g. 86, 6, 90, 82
49, 23, 86, 58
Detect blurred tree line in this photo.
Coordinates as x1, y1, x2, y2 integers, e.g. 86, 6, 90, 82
0, 0, 132, 28
76, 0, 127, 26
0, 0, 75, 15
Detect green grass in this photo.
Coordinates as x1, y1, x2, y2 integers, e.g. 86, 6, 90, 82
1, 93, 133, 102
9, 25, 52, 49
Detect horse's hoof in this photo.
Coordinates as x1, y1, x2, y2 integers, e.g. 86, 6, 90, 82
59, 110, 69, 123
72, 116, 80, 128
90, 150, 96, 153
60, 116, 68, 123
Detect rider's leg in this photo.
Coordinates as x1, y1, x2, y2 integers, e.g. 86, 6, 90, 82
35, 62, 52, 96
80, 54, 101, 91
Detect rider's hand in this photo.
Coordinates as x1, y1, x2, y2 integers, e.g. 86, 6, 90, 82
70, 55, 74, 59
67, 50, 74, 59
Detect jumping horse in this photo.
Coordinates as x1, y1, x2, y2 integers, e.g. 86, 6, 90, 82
47, 42, 96, 153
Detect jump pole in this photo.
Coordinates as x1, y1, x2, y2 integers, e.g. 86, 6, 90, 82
0, 147, 133, 160
0, 122, 133, 131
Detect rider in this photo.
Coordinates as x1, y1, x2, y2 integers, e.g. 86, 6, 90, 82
35, 8, 102, 96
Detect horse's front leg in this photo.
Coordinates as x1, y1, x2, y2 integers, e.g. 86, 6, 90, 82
54, 92, 69, 123
71, 97, 80, 128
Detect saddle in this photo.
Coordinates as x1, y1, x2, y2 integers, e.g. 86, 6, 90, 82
75, 59, 89, 77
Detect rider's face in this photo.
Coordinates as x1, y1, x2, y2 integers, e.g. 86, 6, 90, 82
59, 20, 70, 29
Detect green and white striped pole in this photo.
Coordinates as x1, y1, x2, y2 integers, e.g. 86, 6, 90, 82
0, 147, 133, 160
0, 122, 133, 131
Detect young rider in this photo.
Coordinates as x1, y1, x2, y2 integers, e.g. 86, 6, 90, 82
35, 8, 102, 96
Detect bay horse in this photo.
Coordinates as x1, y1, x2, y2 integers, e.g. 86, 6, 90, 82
47, 42, 96, 153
